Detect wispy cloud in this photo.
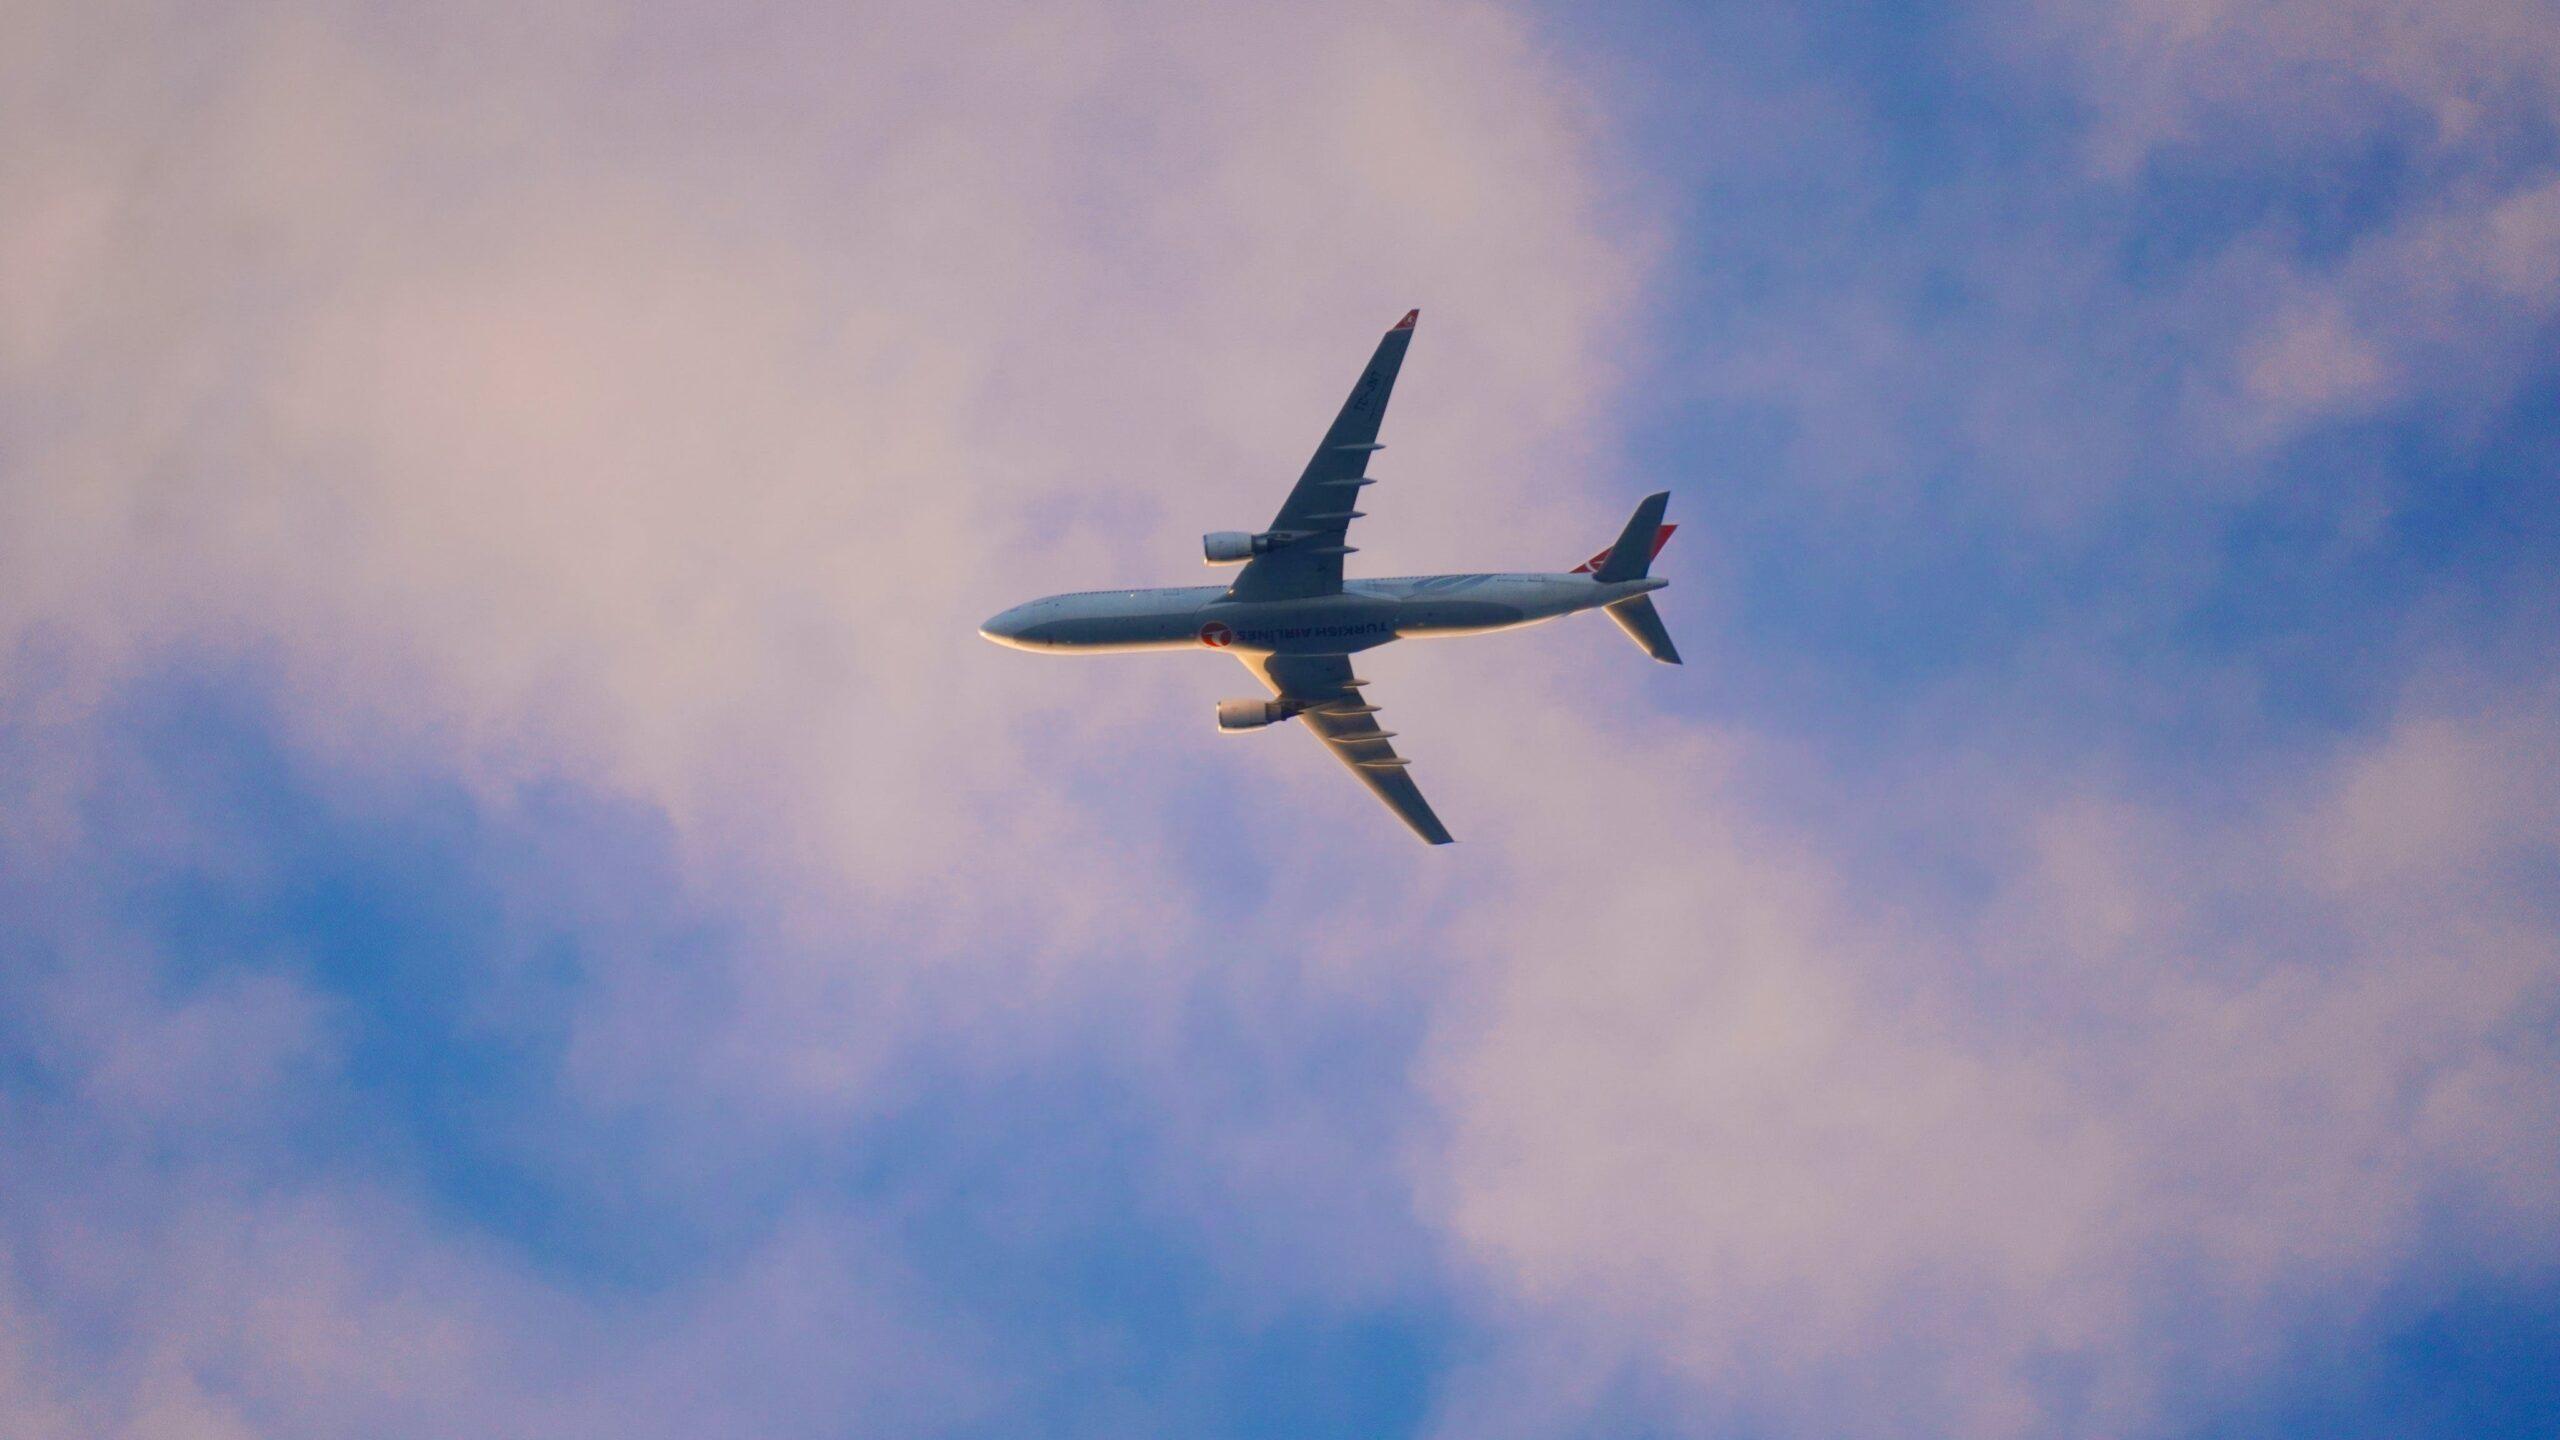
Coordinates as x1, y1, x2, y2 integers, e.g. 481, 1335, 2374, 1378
2, 0, 2556, 1436
0, 0, 1638, 1434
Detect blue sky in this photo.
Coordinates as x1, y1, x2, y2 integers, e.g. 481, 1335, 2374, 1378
2, 1, 2557, 1436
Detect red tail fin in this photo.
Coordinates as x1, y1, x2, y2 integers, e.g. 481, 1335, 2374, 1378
1571, 522, 1676, 576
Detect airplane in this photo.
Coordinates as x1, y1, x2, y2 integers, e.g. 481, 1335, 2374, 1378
979, 309, 1678, 845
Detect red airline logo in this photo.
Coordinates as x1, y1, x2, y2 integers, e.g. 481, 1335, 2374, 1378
1198, 622, 1236, 648
1572, 522, 1678, 575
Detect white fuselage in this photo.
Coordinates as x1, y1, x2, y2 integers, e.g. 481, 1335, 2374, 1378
980, 572, 1669, 656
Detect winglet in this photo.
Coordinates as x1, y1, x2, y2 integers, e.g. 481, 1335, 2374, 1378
1391, 309, 1419, 331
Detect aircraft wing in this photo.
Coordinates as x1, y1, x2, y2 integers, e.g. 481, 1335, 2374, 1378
1243, 651, 1454, 845
1225, 310, 1418, 603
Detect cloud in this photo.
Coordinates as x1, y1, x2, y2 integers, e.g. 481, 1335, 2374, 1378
1355, 18, 2560, 1429
2019, 0, 2560, 447
0, 0, 1643, 1432
1407, 635, 2560, 1435
5, 1, 2558, 1436
1637, 0, 2560, 568
2236, 297, 2393, 432
0, 0, 1645, 1083
2023, 0, 2560, 170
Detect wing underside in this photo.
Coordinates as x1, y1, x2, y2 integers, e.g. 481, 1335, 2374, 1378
1224, 310, 1418, 604
1243, 651, 1452, 845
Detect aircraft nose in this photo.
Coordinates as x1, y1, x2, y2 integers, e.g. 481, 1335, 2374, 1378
979, 604, 1037, 648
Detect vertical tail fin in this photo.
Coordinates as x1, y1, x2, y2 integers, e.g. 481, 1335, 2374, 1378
1580, 493, 1680, 664
1575, 492, 1675, 581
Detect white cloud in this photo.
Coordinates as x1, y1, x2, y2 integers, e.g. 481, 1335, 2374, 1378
7, 2, 2558, 1437
2017, 0, 2560, 170
0, 0, 1644, 1082
0, 0, 1646, 1430
2236, 297, 2392, 433
1414, 661, 2560, 1436
2009, 0, 2560, 445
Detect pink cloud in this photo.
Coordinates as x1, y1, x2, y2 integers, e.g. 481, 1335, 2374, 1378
0, 0, 1647, 1429
5, 1, 2557, 1436
1412, 658, 2560, 1436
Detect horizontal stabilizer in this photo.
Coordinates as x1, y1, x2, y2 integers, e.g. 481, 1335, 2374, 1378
1603, 594, 1681, 665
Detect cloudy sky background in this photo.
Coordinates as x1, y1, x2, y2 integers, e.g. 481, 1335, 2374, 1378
4, 0, 2557, 1435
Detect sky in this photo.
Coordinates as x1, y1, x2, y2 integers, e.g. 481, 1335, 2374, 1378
2, 0, 2557, 1436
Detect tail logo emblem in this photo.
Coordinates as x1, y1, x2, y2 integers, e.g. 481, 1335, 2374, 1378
1199, 622, 1236, 648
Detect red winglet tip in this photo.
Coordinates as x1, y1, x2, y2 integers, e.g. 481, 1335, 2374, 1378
1392, 309, 1419, 331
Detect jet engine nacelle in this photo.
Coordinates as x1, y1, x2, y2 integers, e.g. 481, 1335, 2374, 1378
1216, 698, 1296, 732
1203, 530, 1275, 565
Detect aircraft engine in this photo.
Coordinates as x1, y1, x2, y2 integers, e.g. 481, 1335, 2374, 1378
1216, 698, 1295, 732
1202, 530, 1271, 565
